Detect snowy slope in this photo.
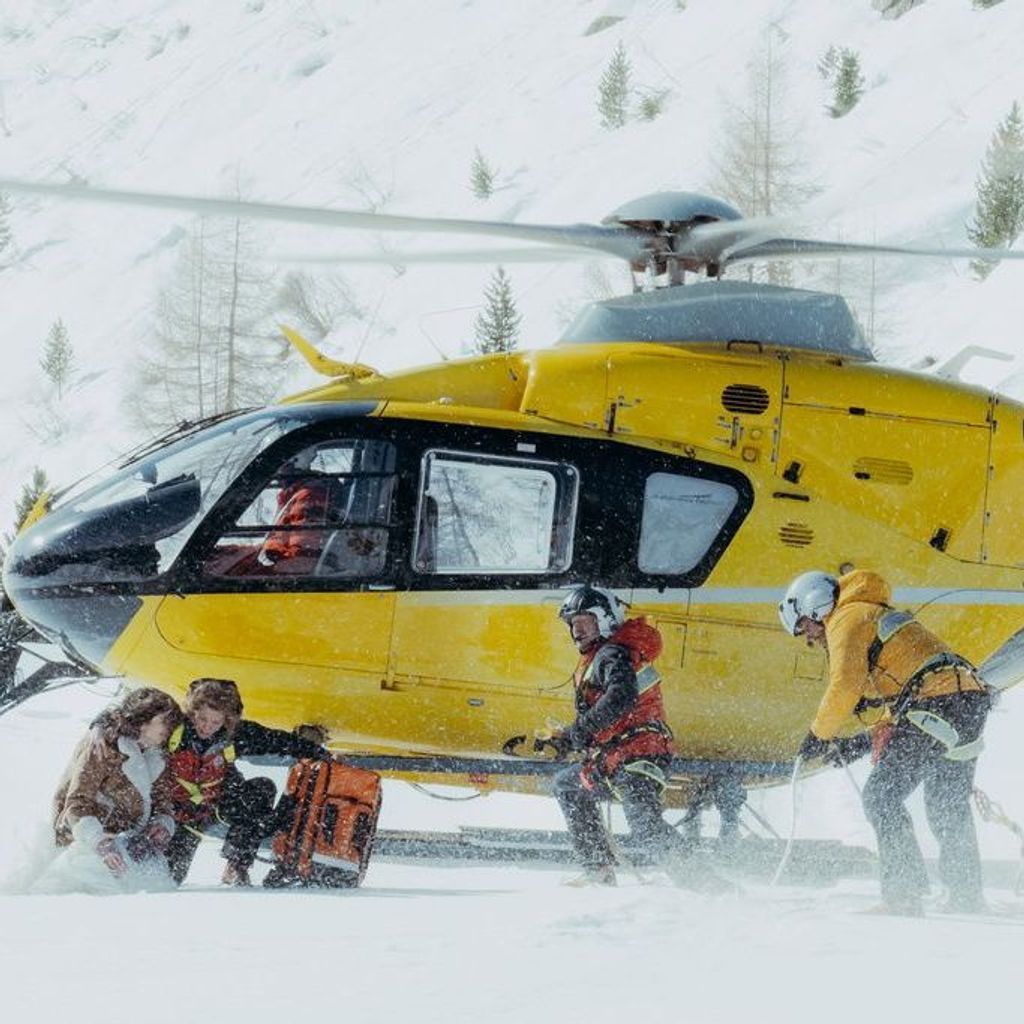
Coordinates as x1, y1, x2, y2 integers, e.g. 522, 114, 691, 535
3, 0, 1024, 512
3, 5, 1024, 1017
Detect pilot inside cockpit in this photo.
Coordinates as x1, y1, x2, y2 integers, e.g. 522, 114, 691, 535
255, 449, 330, 574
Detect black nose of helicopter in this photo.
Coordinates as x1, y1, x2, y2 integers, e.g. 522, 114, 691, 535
2, 470, 202, 670
1, 403, 357, 671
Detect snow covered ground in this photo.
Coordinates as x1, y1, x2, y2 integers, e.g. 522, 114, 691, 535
2, 680, 1022, 1024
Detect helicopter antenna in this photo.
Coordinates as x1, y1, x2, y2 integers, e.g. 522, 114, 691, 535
351, 284, 390, 367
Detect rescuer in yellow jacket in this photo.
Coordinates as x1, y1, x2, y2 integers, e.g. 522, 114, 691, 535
779, 569, 990, 916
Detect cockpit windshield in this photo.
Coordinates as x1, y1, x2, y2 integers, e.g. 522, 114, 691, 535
36, 408, 318, 582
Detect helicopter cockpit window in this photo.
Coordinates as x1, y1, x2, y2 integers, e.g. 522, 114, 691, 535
413, 450, 578, 575
10, 410, 298, 586
638, 472, 739, 575
205, 439, 397, 580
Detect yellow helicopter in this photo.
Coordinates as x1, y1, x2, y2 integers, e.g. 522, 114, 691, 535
3, 178, 1024, 805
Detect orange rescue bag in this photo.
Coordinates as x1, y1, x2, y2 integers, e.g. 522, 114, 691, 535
269, 759, 382, 888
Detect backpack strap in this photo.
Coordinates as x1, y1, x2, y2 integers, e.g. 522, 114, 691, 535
866, 609, 915, 672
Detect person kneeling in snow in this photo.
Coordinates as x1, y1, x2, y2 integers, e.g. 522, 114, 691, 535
37, 687, 183, 894
547, 586, 723, 889
163, 677, 331, 886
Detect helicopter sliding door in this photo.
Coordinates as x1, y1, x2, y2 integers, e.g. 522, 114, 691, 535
386, 432, 581, 756
385, 420, 752, 759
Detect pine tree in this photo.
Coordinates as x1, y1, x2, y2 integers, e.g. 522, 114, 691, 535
127, 215, 286, 434
967, 101, 1024, 279
470, 148, 495, 200
473, 267, 521, 354
637, 88, 669, 122
598, 42, 631, 130
829, 49, 864, 118
711, 30, 817, 284
0, 191, 12, 259
0, 468, 50, 576
13, 468, 50, 532
872, 0, 925, 18
40, 319, 74, 399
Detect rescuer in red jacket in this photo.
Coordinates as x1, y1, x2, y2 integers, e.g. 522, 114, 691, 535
548, 585, 709, 887
161, 678, 330, 886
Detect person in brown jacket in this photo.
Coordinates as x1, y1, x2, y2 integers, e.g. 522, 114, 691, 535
38, 687, 183, 893
779, 569, 991, 916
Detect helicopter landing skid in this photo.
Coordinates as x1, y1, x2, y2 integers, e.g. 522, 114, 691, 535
371, 826, 876, 885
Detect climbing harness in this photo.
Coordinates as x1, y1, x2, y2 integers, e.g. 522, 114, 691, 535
905, 709, 984, 761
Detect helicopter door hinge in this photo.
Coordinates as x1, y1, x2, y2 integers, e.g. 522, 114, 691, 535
715, 415, 742, 449
606, 398, 640, 434
605, 402, 618, 434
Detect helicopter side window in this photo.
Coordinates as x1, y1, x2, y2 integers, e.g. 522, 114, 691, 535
204, 439, 397, 580
413, 450, 578, 575
637, 472, 739, 575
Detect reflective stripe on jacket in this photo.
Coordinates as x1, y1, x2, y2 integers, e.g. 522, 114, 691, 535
166, 724, 236, 818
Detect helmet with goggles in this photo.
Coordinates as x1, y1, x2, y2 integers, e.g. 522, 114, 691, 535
558, 585, 626, 639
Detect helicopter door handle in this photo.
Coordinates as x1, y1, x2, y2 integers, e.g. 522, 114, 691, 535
367, 583, 396, 591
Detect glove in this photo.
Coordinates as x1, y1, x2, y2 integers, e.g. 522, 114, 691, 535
96, 835, 127, 876
822, 733, 872, 767
533, 730, 572, 760
796, 731, 830, 761
125, 822, 171, 862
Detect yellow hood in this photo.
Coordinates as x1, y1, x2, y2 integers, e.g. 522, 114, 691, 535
833, 570, 891, 613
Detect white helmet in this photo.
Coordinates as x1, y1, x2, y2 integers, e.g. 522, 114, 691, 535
558, 585, 626, 639
778, 571, 839, 636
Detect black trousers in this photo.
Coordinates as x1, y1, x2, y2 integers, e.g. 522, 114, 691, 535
553, 758, 691, 869
680, 768, 747, 841
861, 691, 989, 909
166, 775, 280, 884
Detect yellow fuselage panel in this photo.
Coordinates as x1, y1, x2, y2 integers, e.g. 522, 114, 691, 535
75, 341, 1024, 792
782, 359, 992, 425
983, 397, 1024, 568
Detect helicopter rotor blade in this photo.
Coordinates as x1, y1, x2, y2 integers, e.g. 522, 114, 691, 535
276, 245, 609, 265
7, 176, 1021, 275
0, 177, 649, 263
721, 236, 1024, 265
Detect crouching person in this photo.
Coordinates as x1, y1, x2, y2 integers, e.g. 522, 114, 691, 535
164, 678, 330, 887
548, 585, 719, 889
38, 687, 182, 894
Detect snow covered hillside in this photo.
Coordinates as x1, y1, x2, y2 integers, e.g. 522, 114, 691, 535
2, 0, 1024, 514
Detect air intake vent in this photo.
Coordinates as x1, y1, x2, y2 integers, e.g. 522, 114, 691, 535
852, 458, 914, 485
779, 523, 814, 547
721, 384, 770, 415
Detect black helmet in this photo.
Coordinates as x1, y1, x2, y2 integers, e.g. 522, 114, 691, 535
558, 585, 626, 639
